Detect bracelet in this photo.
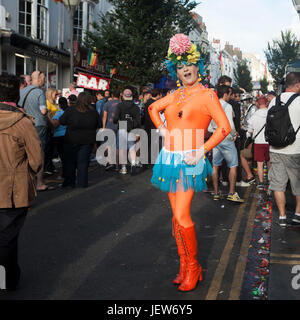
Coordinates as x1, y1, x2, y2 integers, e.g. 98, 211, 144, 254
156, 124, 165, 133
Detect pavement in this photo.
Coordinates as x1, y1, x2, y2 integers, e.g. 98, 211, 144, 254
0, 161, 299, 300
268, 189, 300, 300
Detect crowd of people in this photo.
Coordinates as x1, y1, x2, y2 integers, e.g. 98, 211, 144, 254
7, 70, 300, 211
0, 61, 299, 291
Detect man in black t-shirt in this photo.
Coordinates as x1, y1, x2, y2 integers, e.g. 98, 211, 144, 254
113, 89, 141, 175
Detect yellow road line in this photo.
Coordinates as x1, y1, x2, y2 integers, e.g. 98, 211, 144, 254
229, 189, 258, 300
205, 186, 253, 300
270, 260, 300, 265
271, 253, 300, 259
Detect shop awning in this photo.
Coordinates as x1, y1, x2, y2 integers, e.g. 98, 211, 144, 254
0, 30, 69, 64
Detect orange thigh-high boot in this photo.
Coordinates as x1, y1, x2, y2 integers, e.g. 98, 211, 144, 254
172, 217, 187, 285
168, 193, 186, 285
172, 190, 203, 291
177, 223, 203, 291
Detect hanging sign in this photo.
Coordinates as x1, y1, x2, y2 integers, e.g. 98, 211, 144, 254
76, 73, 110, 91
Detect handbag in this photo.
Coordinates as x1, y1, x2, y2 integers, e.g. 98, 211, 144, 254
241, 124, 266, 160
243, 124, 266, 150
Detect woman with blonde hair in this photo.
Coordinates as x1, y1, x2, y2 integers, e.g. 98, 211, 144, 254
44, 87, 59, 175
46, 87, 59, 118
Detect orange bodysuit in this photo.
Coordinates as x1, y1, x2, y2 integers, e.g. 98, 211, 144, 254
148, 83, 231, 228
149, 83, 231, 152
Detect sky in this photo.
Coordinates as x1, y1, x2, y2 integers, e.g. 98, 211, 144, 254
195, 0, 300, 61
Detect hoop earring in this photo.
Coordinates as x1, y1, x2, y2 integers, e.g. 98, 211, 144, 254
177, 79, 181, 87
198, 73, 202, 82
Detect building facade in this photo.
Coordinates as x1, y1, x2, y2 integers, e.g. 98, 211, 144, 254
242, 52, 273, 91
206, 39, 240, 86
189, 12, 209, 52
207, 44, 221, 86
0, 0, 112, 89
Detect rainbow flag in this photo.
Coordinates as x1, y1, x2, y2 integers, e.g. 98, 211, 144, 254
219, 51, 223, 75
90, 52, 98, 67
88, 48, 98, 67
107, 65, 117, 77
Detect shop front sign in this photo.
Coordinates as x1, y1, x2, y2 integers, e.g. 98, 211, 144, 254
76, 73, 110, 91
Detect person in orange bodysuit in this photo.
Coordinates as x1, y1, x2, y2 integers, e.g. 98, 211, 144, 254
148, 34, 231, 292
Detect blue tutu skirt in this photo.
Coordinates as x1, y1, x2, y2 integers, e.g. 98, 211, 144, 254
151, 147, 212, 193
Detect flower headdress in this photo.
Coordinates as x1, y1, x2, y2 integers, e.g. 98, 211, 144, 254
165, 34, 205, 79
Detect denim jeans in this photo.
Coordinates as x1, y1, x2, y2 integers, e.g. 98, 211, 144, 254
212, 139, 238, 168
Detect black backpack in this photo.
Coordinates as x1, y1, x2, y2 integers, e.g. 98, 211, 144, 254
265, 94, 300, 148
124, 112, 135, 132
119, 102, 138, 132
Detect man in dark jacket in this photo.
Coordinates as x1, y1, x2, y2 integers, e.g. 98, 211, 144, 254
114, 89, 141, 175
0, 75, 43, 290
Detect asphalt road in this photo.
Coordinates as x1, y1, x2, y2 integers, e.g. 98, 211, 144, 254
0, 165, 259, 300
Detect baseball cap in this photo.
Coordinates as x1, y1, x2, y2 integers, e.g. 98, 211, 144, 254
123, 89, 133, 97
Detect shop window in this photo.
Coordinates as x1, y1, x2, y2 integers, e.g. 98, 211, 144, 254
48, 61, 57, 88
37, 58, 57, 89
37, 57, 47, 76
74, 2, 83, 43
37, 0, 48, 43
16, 55, 25, 76
25, 56, 37, 75
19, 0, 32, 37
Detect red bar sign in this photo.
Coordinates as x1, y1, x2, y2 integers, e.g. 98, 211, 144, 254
76, 73, 110, 91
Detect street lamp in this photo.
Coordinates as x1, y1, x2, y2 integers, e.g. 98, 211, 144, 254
293, 0, 300, 18
59, 0, 80, 82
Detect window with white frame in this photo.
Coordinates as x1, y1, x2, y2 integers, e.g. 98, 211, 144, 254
19, 0, 32, 37
19, 0, 48, 42
37, 0, 48, 42
74, 2, 83, 43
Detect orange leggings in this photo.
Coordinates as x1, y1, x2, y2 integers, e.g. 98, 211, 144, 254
168, 190, 194, 228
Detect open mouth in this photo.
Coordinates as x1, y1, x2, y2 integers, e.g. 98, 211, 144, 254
184, 72, 192, 79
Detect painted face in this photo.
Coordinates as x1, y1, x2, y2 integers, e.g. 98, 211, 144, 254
176, 63, 199, 87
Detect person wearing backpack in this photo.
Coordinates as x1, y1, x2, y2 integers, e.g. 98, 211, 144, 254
266, 72, 300, 227
247, 96, 270, 190
18, 71, 50, 191
113, 88, 141, 175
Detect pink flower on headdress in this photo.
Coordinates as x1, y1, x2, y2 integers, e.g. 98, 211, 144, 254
169, 34, 191, 56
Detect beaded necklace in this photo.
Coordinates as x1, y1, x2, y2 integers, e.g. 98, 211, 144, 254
176, 83, 204, 119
